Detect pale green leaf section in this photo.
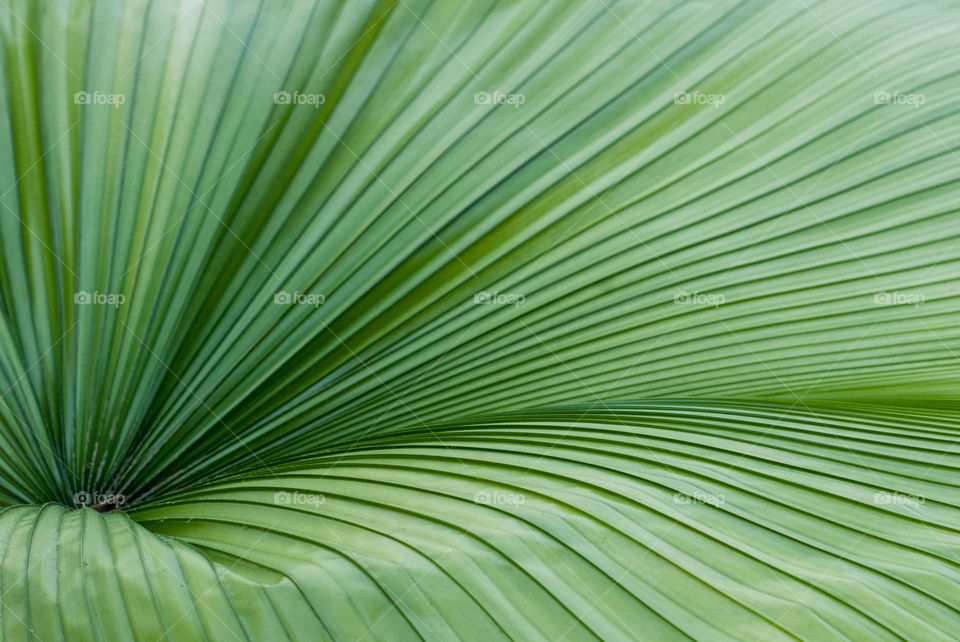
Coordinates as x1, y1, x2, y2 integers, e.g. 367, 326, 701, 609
0, 403, 958, 640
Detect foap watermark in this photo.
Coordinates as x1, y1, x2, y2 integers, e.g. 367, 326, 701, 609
474, 90, 525, 108
674, 90, 726, 108
874, 90, 925, 108
273, 90, 326, 109
674, 491, 725, 507
872, 491, 924, 507
74, 291, 125, 308
74, 91, 125, 108
274, 490, 325, 507
474, 290, 525, 307
873, 291, 924, 307
474, 490, 525, 506
74, 491, 127, 508
674, 290, 725, 307
274, 290, 326, 308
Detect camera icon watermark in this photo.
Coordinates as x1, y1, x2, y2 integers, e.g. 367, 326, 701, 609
73, 491, 127, 508
873, 291, 924, 307
674, 290, 725, 308
74, 291, 125, 308
474, 90, 525, 108
873, 90, 925, 108
474, 490, 525, 506
273, 490, 325, 508
74, 91, 126, 108
274, 290, 326, 308
674, 491, 724, 506
474, 291, 525, 307
872, 491, 923, 507
674, 90, 726, 108
273, 90, 326, 109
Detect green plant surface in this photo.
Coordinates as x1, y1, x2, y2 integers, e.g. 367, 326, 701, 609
1, 0, 960, 639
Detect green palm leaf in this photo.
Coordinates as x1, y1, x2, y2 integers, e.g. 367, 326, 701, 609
1, 0, 959, 639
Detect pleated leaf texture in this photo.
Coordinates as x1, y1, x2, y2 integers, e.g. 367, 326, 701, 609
1, 0, 960, 639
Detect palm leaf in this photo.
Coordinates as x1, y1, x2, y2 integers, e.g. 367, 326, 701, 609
1, 0, 959, 639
